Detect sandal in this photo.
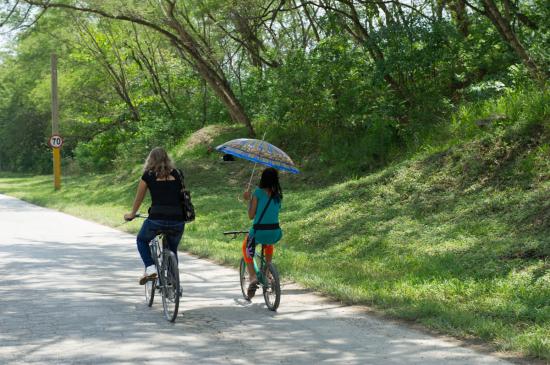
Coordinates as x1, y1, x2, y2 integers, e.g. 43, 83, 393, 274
247, 280, 259, 299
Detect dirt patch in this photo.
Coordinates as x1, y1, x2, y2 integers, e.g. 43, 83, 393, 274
185, 125, 235, 151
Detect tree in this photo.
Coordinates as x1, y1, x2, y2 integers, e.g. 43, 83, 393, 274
464, 0, 546, 83
72, 18, 141, 121
21, 0, 257, 136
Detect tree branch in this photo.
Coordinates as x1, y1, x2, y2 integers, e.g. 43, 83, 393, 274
0, 0, 21, 28
23, 0, 182, 44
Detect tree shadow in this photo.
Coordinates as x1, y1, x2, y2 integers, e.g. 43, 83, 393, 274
0, 231, 515, 365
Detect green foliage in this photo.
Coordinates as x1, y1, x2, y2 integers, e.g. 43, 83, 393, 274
0, 52, 52, 172
73, 128, 126, 171
1, 0, 548, 174
451, 87, 549, 141
239, 37, 404, 176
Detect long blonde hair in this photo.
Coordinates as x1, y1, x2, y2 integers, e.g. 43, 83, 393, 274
143, 147, 175, 178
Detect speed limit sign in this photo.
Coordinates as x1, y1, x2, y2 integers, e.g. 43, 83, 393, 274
49, 135, 64, 148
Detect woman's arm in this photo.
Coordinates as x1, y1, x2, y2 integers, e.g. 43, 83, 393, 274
248, 195, 258, 220
243, 190, 257, 220
124, 180, 148, 220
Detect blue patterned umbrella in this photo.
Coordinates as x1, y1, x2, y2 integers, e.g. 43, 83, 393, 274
215, 138, 299, 174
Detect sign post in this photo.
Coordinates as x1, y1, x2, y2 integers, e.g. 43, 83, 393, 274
51, 53, 61, 190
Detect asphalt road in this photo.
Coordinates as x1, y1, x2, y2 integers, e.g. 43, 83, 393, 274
0, 194, 517, 364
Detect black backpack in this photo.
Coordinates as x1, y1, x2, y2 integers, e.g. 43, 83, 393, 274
175, 169, 195, 223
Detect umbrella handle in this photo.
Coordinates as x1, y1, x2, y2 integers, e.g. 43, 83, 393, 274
246, 162, 258, 192
246, 132, 265, 191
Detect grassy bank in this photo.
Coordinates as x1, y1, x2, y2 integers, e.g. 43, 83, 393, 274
1, 92, 548, 361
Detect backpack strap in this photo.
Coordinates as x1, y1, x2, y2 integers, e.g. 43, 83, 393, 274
252, 195, 273, 234
175, 168, 185, 190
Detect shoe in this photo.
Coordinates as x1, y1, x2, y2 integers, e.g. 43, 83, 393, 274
139, 265, 157, 285
247, 280, 259, 299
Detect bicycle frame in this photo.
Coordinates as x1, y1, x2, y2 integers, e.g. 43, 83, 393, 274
224, 231, 268, 283
250, 245, 269, 286
149, 235, 167, 288
149, 233, 180, 321
131, 213, 181, 321
224, 230, 281, 310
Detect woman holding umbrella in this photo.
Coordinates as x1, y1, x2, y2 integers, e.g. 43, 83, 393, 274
216, 138, 298, 299
242, 167, 283, 298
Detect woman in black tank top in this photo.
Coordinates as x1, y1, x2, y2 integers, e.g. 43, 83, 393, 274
124, 147, 185, 285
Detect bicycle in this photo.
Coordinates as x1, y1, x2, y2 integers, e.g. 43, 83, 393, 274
134, 214, 181, 322
223, 230, 281, 311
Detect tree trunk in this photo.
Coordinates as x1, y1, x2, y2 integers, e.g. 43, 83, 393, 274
449, 0, 469, 37
480, 0, 545, 83
162, 1, 255, 136
168, 20, 256, 137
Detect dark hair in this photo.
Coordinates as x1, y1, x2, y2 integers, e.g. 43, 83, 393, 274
259, 167, 283, 202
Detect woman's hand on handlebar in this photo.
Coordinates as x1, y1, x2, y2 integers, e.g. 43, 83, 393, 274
124, 212, 136, 221
243, 190, 251, 201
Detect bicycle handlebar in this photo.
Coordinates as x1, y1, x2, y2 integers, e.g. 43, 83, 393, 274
124, 213, 147, 222
223, 230, 248, 235
223, 230, 248, 239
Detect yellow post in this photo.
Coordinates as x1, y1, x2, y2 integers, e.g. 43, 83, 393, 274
51, 53, 61, 190
53, 147, 61, 190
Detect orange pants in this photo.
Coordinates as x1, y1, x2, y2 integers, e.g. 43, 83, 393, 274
242, 235, 274, 264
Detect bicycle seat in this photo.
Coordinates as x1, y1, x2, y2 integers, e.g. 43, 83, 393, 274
154, 229, 181, 236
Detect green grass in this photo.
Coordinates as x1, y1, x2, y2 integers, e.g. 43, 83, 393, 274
0, 89, 548, 361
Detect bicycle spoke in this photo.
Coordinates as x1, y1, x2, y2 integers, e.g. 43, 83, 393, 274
161, 251, 180, 322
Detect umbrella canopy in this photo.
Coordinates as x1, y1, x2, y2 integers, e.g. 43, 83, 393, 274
215, 138, 299, 174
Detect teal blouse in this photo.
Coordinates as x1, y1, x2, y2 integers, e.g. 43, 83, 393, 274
248, 188, 282, 244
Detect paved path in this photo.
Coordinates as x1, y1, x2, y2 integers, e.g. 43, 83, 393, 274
0, 194, 518, 365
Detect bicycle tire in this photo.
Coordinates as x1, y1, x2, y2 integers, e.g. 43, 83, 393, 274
145, 278, 155, 307
161, 251, 180, 322
239, 258, 251, 301
145, 239, 160, 307
262, 263, 281, 311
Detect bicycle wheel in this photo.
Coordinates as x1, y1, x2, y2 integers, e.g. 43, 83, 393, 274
160, 251, 180, 322
262, 263, 281, 311
145, 278, 155, 307
145, 240, 159, 306
239, 258, 251, 300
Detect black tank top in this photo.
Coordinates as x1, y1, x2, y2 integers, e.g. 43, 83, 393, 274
141, 169, 184, 220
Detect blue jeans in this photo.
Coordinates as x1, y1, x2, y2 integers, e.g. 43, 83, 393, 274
137, 219, 185, 267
